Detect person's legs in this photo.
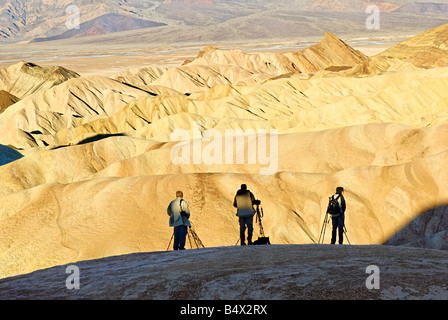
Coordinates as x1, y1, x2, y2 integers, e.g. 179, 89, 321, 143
337, 217, 344, 244
239, 217, 247, 245
173, 226, 180, 250
246, 216, 254, 245
331, 217, 337, 244
178, 225, 188, 250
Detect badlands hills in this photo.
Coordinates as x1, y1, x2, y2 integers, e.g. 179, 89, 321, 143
1, 23, 448, 284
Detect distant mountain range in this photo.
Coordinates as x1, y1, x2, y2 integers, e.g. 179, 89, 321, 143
30, 13, 166, 42
1, 0, 448, 43
394, 2, 448, 13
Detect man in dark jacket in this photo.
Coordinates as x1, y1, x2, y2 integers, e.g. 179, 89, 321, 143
327, 186, 346, 244
233, 184, 257, 245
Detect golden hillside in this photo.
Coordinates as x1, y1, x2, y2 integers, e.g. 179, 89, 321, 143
1, 25, 448, 279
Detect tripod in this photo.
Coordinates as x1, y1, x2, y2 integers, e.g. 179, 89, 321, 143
187, 226, 205, 249
318, 212, 351, 245
167, 224, 205, 251
255, 204, 265, 237
318, 211, 330, 244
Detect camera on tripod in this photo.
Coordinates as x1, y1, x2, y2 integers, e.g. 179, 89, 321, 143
254, 199, 261, 206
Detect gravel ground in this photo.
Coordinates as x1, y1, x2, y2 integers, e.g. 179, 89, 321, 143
0, 244, 447, 300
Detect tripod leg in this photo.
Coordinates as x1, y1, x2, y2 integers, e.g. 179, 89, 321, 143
319, 213, 329, 244
322, 215, 328, 244
318, 219, 324, 244
187, 228, 193, 249
192, 229, 205, 248
343, 226, 351, 245
320, 212, 328, 243
194, 234, 202, 248
167, 232, 174, 251
190, 229, 198, 248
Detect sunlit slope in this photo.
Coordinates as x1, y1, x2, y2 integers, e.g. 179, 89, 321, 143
1, 122, 448, 278
1, 25, 448, 279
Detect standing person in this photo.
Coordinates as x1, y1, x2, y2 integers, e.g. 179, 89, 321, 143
167, 191, 191, 250
233, 184, 258, 245
327, 187, 346, 244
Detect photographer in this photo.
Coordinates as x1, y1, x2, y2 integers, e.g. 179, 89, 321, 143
327, 186, 347, 245
167, 190, 191, 250
233, 184, 258, 245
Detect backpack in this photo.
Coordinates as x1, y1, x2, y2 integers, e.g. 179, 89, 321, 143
253, 236, 270, 245
328, 195, 341, 217
179, 199, 187, 217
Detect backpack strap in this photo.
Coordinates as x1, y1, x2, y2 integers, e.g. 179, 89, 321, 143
179, 199, 188, 219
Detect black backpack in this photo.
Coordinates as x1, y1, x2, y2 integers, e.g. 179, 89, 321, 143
328, 195, 341, 217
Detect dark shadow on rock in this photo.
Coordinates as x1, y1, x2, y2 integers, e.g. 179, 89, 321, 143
77, 133, 126, 145
384, 204, 448, 251
0, 144, 24, 166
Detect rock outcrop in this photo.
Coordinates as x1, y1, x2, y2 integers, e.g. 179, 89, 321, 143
0, 61, 79, 99
0, 90, 19, 114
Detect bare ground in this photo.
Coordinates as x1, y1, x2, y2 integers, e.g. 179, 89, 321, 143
0, 244, 447, 300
